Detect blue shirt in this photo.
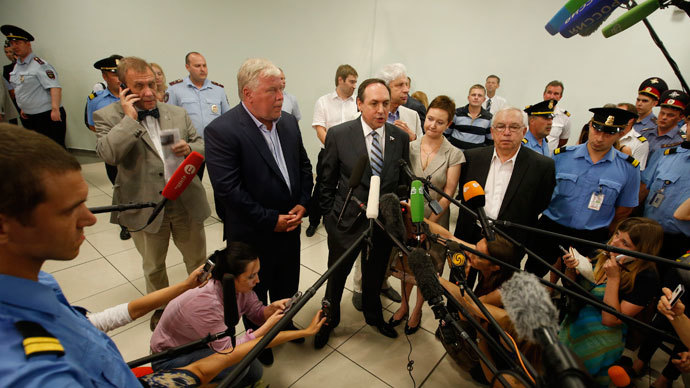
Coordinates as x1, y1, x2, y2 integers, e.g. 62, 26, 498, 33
387, 108, 400, 124
642, 146, 690, 236
8, 52, 61, 114
281, 91, 301, 121
544, 144, 640, 230
166, 77, 230, 138
86, 89, 119, 126
633, 112, 657, 133
241, 102, 291, 193
0, 272, 141, 387
640, 125, 685, 157
523, 130, 551, 157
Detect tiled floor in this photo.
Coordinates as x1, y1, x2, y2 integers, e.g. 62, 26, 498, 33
51, 158, 687, 387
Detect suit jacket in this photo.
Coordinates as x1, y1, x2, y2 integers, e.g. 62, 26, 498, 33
0, 77, 18, 122
398, 105, 422, 140
319, 116, 410, 231
455, 146, 555, 244
204, 103, 313, 241
94, 101, 210, 233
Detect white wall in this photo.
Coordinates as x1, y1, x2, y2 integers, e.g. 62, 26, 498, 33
2, 0, 689, 166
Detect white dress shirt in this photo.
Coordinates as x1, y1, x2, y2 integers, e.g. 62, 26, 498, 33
484, 148, 519, 219
361, 117, 385, 156
546, 105, 571, 154
482, 94, 508, 116
312, 91, 358, 148
619, 128, 650, 171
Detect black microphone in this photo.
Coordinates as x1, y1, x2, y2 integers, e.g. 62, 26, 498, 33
462, 181, 495, 242
379, 193, 406, 243
423, 182, 443, 215
89, 202, 158, 214
222, 274, 239, 349
337, 155, 369, 225
398, 158, 416, 181
408, 247, 446, 319
502, 271, 590, 388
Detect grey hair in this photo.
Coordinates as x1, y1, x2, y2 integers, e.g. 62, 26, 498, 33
494, 107, 528, 128
236, 58, 281, 100
376, 63, 407, 86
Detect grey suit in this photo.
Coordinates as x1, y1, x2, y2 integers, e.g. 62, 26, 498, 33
94, 101, 210, 292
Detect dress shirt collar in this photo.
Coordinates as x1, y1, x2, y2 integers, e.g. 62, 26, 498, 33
491, 147, 519, 165
242, 101, 280, 130
524, 130, 542, 146
0, 272, 61, 316
330, 90, 355, 102
185, 76, 211, 90
578, 142, 616, 164
387, 107, 400, 124
17, 51, 35, 65
361, 116, 384, 139
620, 129, 640, 142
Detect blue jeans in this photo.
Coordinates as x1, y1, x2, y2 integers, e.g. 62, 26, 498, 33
151, 346, 263, 386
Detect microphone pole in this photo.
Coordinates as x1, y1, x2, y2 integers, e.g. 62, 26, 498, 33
88, 202, 158, 214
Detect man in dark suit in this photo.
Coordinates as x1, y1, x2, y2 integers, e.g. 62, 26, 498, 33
204, 59, 312, 363
314, 78, 410, 348
454, 107, 555, 249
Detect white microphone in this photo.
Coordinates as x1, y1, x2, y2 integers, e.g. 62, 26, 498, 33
366, 175, 380, 219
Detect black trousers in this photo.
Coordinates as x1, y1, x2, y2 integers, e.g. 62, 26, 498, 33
525, 216, 609, 277
20, 107, 66, 148
307, 149, 325, 226
323, 214, 392, 327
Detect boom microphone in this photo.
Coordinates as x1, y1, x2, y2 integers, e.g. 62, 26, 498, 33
546, 0, 588, 34
408, 248, 445, 313
608, 365, 634, 387
222, 274, 239, 348
462, 181, 495, 242
366, 176, 380, 219
559, 0, 625, 38
146, 151, 204, 225
602, 0, 660, 37
337, 155, 369, 225
379, 193, 406, 243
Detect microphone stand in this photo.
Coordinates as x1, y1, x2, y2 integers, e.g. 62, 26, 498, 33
127, 330, 232, 368
88, 202, 157, 214
218, 227, 371, 388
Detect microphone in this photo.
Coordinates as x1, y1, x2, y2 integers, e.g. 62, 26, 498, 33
222, 274, 239, 349
408, 247, 446, 318
337, 155, 369, 225
423, 182, 443, 215
462, 181, 495, 242
410, 180, 425, 224
602, 0, 660, 38
379, 193, 406, 243
146, 151, 204, 225
545, 0, 588, 34
89, 202, 157, 214
608, 365, 634, 387
366, 176, 380, 219
558, 0, 624, 38
502, 271, 589, 388
398, 158, 416, 181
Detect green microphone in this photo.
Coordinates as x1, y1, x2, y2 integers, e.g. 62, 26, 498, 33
410, 180, 425, 224
602, 0, 660, 38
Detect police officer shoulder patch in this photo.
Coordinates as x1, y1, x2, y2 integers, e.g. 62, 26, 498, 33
33, 56, 45, 65
636, 135, 647, 143
14, 321, 65, 359
211, 81, 224, 88
625, 155, 640, 168
169, 79, 183, 86
521, 138, 528, 144
664, 147, 678, 156
88, 93, 96, 100
164, 92, 169, 103
553, 146, 570, 155
45, 70, 55, 80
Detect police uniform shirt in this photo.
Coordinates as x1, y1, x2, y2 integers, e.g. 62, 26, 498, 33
165, 76, 230, 138
546, 105, 571, 154
619, 129, 650, 171
0, 272, 141, 387
642, 146, 690, 236
8, 52, 60, 114
543, 144, 640, 230
86, 89, 119, 126
633, 112, 657, 133
640, 125, 684, 156
282, 91, 302, 121
523, 130, 551, 157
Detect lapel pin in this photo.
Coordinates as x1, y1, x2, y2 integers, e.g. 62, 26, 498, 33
389, 135, 394, 141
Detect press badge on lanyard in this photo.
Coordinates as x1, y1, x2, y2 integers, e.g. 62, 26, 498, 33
588, 188, 604, 211
649, 181, 670, 208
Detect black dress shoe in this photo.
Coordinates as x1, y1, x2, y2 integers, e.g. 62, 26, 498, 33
387, 315, 406, 327
404, 322, 421, 335
150, 309, 164, 331
120, 226, 131, 240
257, 348, 274, 366
375, 322, 398, 339
314, 325, 332, 349
305, 224, 318, 237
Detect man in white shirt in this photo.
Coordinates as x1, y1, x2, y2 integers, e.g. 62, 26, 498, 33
482, 74, 508, 116
306, 64, 359, 237
543, 80, 571, 154
617, 102, 649, 170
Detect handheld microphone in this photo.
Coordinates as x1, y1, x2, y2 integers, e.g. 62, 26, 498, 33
545, 0, 588, 34
559, 0, 624, 38
366, 176, 380, 219
502, 271, 590, 388
423, 182, 443, 215
379, 193, 406, 243
222, 274, 239, 349
608, 365, 634, 387
146, 151, 204, 226
408, 248, 445, 315
462, 181, 495, 242
398, 158, 416, 181
602, 0, 660, 38
337, 155, 369, 225
89, 202, 157, 214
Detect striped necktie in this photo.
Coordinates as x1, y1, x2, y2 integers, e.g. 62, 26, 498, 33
486, 98, 492, 112
370, 131, 383, 176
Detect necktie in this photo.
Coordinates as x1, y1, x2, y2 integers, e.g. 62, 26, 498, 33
370, 131, 383, 176
138, 108, 160, 121
486, 98, 492, 112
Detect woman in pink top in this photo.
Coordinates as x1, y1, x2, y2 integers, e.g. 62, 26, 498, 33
150, 242, 288, 386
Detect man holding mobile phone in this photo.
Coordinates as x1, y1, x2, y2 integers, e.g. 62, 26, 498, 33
94, 56, 211, 331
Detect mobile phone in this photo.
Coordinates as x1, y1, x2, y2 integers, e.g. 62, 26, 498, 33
283, 291, 302, 313
120, 82, 131, 96
199, 259, 215, 282
670, 284, 685, 307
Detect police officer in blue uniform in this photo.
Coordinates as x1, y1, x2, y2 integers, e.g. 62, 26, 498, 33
523, 99, 557, 157
634, 77, 668, 133
1, 25, 66, 148
526, 106, 641, 276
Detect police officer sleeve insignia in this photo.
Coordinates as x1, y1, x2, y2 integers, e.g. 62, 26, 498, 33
168, 79, 183, 86
164, 92, 169, 103
14, 321, 65, 359
88, 93, 96, 100
553, 146, 569, 155
33, 56, 45, 65
46, 70, 55, 80
625, 155, 640, 168
521, 138, 528, 144
651, 116, 658, 124
637, 135, 647, 143
211, 81, 224, 88
664, 147, 678, 155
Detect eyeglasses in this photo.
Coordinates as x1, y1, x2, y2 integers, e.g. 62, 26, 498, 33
493, 124, 524, 133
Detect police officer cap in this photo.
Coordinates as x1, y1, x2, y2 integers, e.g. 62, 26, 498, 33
0, 25, 34, 42
524, 99, 558, 118
638, 77, 668, 101
93, 55, 123, 72
659, 90, 689, 112
589, 107, 636, 134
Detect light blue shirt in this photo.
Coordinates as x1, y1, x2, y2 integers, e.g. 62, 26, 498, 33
281, 91, 301, 121
633, 112, 657, 133
642, 146, 690, 236
0, 272, 141, 387
166, 77, 230, 138
640, 125, 685, 157
544, 144, 640, 230
523, 130, 551, 157
387, 108, 400, 124
241, 102, 291, 193
86, 89, 119, 126
9, 52, 61, 114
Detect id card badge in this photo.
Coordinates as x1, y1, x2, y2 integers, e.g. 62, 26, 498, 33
649, 192, 665, 208
588, 192, 604, 211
